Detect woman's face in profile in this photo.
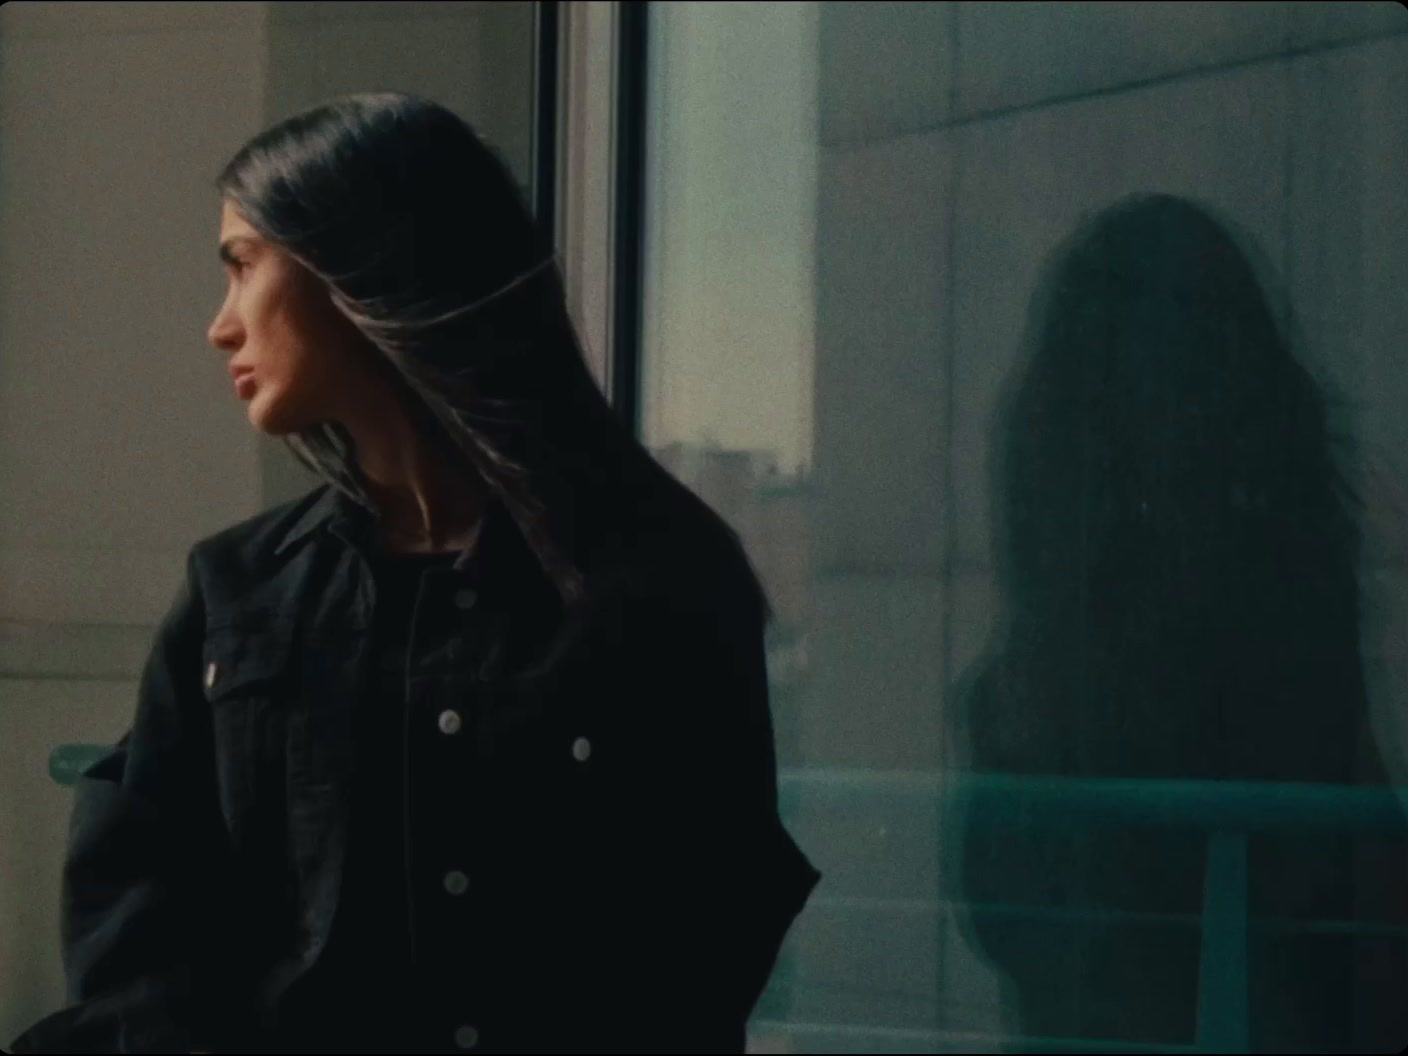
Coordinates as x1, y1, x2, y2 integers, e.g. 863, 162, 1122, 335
206, 200, 370, 436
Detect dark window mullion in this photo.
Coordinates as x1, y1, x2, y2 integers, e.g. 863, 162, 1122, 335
531, 1, 560, 244
611, 1, 648, 437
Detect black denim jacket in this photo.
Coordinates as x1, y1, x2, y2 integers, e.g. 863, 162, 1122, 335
9, 482, 822, 1054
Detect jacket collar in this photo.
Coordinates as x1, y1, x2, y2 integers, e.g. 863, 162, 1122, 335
273, 484, 346, 559
273, 481, 543, 585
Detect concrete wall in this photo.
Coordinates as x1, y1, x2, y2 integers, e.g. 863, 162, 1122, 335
0, 1, 534, 1041
0, 3, 267, 1039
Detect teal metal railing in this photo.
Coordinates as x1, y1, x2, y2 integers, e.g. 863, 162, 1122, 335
50, 743, 112, 786
50, 747, 1408, 1052
775, 768, 1408, 1054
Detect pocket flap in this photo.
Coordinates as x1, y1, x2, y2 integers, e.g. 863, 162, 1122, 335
201, 624, 295, 702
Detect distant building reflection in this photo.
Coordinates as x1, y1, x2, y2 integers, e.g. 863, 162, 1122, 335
942, 194, 1408, 1052
651, 440, 811, 769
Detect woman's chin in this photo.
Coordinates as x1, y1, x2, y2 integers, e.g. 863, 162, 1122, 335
246, 397, 297, 436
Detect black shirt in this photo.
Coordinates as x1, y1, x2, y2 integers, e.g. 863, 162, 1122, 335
279, 544, 467, 1053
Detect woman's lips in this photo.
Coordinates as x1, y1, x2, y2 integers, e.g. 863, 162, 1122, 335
235, 372, 257, 399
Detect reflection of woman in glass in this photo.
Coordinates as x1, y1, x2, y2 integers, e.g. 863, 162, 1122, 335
9, 92, 820, 1054
944, 193, 1407, 1052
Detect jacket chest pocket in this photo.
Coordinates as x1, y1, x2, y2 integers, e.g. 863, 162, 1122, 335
202, 622, 297, 854
480, 672, 616, 830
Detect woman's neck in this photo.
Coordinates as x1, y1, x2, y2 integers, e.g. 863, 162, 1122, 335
333, 379, 492, 547
376, 508, 488, 555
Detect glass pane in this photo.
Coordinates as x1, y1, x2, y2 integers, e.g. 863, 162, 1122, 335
641, 3, 1408, 1052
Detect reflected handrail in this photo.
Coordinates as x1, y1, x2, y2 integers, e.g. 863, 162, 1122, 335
781, 768, 1408, 833
776, 767, 1408, 1054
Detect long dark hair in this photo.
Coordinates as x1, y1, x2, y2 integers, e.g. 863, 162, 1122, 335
214, 91, 770, 624
941, 191, 1404, 1051
981, 192, 1367, 781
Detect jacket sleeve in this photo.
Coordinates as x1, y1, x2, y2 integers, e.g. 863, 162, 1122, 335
8, 549, 244, 1054
610, 576, 822, 1047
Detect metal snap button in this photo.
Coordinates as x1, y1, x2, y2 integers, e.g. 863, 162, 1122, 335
438, 709, 462, 735
454, 1024, 479, 1049
443, 870, 470, 896
453, 588, 478, 610
572, 736, 592, 762
205, 662, 218, 689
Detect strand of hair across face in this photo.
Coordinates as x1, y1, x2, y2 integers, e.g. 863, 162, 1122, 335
332, 255, 559, 334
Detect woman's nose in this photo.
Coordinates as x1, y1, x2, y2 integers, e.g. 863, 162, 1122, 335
207, 313, 238, 351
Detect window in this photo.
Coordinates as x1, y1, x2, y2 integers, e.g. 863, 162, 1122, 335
629, 3, 1408, 1051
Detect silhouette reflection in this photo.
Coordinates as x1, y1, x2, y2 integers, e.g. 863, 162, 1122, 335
942, 193, 1408, 1053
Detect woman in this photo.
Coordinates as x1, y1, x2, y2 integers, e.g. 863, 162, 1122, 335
9, 91, 821, 1054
